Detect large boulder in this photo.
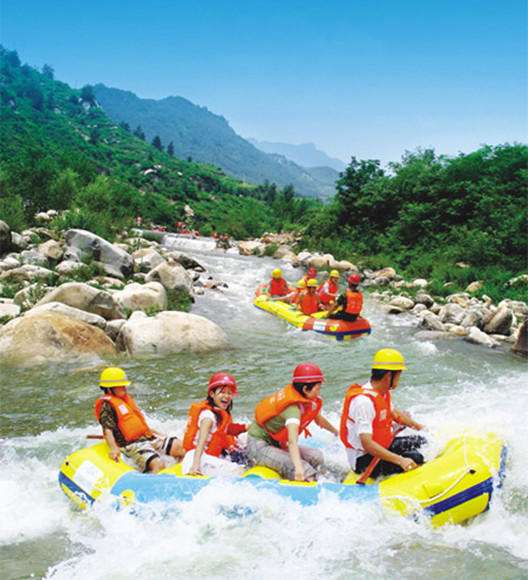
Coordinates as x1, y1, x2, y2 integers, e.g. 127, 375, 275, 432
119, 311, 229, 356
498, 299, 528, 319
372, 267, 397, 280
0, 264, 55, 283
460, 307, 487, 329
24, 301, 107, 329
415, 293, 435, 308
0, 256, 21, 271
19, 249, 49, 267
56, 260, 86, 276
163, 251, 206, 272
307, 254, 330, 269
333, 260, 358, 272
38, 239, 63, 261
419, 311, 446, 332
113, 282, 167, 313
0, 220, 11, 256
10, 231, 28, 252
64, 229, 133, 278
145, 262, 193, 294
464, 326, 499, 348
132, 248, 166, 273
411, 278, 428, 289
438, 303, 466, 325
447, 293, 471, 308
483, 306, 514, 336
36, 282, 121, 320
238, 240, 265, 256
512, 320, 528, 357
0, 299, 21, 322
0, 312, 117, 366
273, 245, 294, 259
389, 296, 415, 310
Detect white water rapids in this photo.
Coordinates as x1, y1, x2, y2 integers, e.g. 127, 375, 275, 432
1, 235, 527, 579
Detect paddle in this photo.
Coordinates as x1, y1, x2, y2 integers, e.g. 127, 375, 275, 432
86, 434, 103, 440
356, 425, 406, 485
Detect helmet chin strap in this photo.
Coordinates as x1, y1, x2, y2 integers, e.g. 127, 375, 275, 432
389, 371, 396, 390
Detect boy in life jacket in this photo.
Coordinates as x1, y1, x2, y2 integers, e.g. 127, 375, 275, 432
339, 348, 426, 477
328, 274, 363, 321
182, 372, 248, 476
246, 363, 338, 481
95, 367, 184, 473
298, 278, 323, 315
267, 268, 291, 299
318, 270, 340, 306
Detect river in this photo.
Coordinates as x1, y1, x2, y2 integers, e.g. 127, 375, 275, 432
1, 236, 527, 579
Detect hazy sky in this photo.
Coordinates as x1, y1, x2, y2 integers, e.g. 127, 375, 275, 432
1, 0, 526, 163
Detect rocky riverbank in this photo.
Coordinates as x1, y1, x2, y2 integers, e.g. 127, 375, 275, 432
237, 232, 528, 356
0, 217, 229, 367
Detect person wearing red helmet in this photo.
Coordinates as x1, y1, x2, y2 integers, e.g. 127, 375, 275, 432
328, 273, 363, 321
182, 372, 247, 476
246, 363, 338, 481
302, 266, 318, 285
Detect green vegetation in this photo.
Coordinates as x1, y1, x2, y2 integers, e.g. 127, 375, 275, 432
0, 46, 312, 241
306, 146, 528, 301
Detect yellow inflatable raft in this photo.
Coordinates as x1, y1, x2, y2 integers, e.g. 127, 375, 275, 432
59, 433, 506, 527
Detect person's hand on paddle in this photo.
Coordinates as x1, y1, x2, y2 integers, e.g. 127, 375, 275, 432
109, 447, 121, 462
399, 456, 417, 472
294, 466, 306, 481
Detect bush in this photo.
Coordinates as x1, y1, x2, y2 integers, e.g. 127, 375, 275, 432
0, 193, 26, 231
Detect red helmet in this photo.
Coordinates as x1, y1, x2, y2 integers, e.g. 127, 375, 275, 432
307, 267, 317, 277
208, 372, 238, 395
292, 363, 324, 384
348, 274, 361, 286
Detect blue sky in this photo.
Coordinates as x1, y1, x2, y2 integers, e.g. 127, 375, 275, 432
1, 0, 526, 163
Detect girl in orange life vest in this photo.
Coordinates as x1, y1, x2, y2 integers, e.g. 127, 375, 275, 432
246, 363, 338, 482
328, 274, 363, 321
182, 372, 247, 477
340, 349, 426, 478
298, 278, 323, 315
95, 367, 185, 474
318, 270, 340, 306
267, 268, 291, 298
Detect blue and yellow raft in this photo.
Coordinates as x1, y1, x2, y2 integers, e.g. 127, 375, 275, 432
59, 433, 506, 527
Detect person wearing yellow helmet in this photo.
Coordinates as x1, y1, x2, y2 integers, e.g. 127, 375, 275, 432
339, 349, 426, 478
318, 269, 340, 306
298, 278, 323, 315
266, 268, 291, 299
95, 367, 184, 473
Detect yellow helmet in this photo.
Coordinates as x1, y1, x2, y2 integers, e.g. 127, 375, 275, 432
330, 269, 340, 278
99, 367, 130, 388
307, 278, 318, 288
272, 268, 282, 279
296, 279, 306, 288
372, 349, 406, 371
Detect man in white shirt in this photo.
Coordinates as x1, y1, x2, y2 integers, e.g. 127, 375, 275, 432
340, 348, 426, 477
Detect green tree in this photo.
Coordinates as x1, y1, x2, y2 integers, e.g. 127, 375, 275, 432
134, 125, 145, 140
167, 141, 175, 156
80, 84, 96, 105
42, 64, 54, 79
152, 135, 163, 150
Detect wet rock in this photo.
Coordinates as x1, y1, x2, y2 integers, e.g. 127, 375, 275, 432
415, 330, 455, 341
145, 262, 193, 294
24, 301, 107, 329
119, 310, 229, 356
371, 276, 390, 286
512, 320, 528, 357
273, 245, 294, 259
0, 299, 21, 322
389, 296, 415, 310
64, 229, 133, 279
415, 293, 435, 308
296, 251, 312, 264
439, 303, 466, 325
113, 282, 167, 313
464, 326, 499, 348
132, 248, 166, 273
466, 281, 483, 293
419, 311, 446, 332
0, 220, 11, 256
483, 306, 514, 336
36, 282, 122, 320
384, 305, 405, 315
0, 265, 55, 283
0, 312, 117, 367
38, 239, 63, 261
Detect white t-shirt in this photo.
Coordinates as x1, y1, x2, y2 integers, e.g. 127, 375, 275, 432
344, 382, 378, 469
192, 409, 218, 446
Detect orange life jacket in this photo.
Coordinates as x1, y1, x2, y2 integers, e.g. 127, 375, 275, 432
95, 394, 152, 444
345, 290, 363, 315
339, 384, 393, 449
299, 291, 320, 315
318, 279, 339, 305
182, 401, 236, 457
255, 384, 323, 447
269, 278, 289, 296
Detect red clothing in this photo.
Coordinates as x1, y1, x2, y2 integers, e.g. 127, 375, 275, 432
318, 279, 339, 305
269, 278, 289, 297
299, 291, 320, 315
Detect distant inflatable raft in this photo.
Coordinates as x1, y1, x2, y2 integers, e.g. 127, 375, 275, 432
59, 433, 506, 528
253, 290, 371, 341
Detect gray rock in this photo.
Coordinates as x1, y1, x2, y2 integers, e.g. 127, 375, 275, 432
411, 278, 428, 289
430, 303, 442, 315
24, 301, 107, 329
13, 284, 52, 310
0, 300, 21, 322
389, 296, 415, 310
483, 307, 514, 336
512, 320, 528, 357
10, 232, 28, 251
64, 229, 133, 279
113, 282, 167, 313
447, 293, 471, 308
415, 330, 455, 341
466, 281, 483, 293
464, 326, 499, 348
412, 303, 428, 314
132, 248, 166, 273
439, 303, 466, 325
0, 265, 55, 283
372, 267, 397, 280
384, 305, 405, 315
238, 240, 265, 256
56, 260, 86, 275
444, 323, 468, 336
145, 261, 193, 294
0, 256, 21, 271
20, 249, 49, 267
419, 311, 446, 332
38, 239, 63, 261
372, 276, 390, 286
415, 293, 434, 308
460, 307, 486, 329
0, 220, 11, 256
105, 319, 126, 342
498, 299, 528, 318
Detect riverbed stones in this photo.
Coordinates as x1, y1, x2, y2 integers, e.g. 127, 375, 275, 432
483, 306, 514, 336
20, 249, 49, 267
0, 299, 21, 322
10, 232, 27, 251
415, 293, 434, 308
0, 312, 117, 366
438, 303, 466, 325
466, 281, 483, 293
105, 318, 126, 342
24, 301, 107, 329
238, 240, 265, 256
389, 296, 415, 310
132, 248, 165, 273
373, 267, 397, 280
512, 320, 528, 357
415, 330, 455, 341
0, 256, 21, 271
119, 310, 229, 355
464, 326, 499, 348
64, 229, 133, 278
0, 264, 55, 283
0, 221, 12, 256
411, 278, 428, 289
38, 239, 63, 261
36, 282, 121, 320
113, 282, 167, 313
419, 311, 446, 332
145, 262, 193, 294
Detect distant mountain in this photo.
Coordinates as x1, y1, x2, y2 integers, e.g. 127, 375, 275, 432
93, 84, 336, 198
248, 139, 346, 172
